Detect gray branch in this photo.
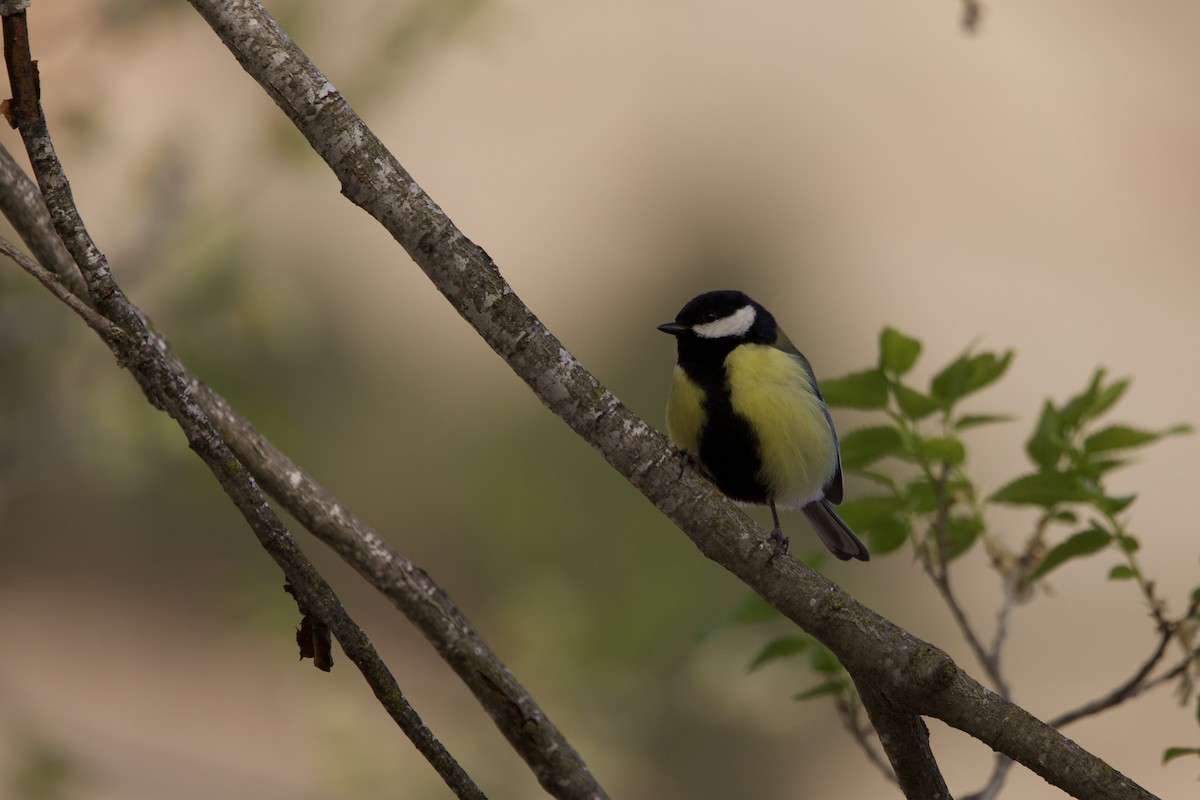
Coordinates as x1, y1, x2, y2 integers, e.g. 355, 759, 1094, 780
0, 9, 486, 800
179, 1, 1161, 798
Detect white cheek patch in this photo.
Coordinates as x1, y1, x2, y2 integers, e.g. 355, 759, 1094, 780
693, 304, 757, 339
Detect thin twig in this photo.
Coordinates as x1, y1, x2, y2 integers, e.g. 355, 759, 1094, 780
1049, 596, 1200, 729
960, 754, 1013, 800
927, 463, 1010, 697
0, 234, 118, 342
0, 10, 486, 800
835, 697, 897, 785
988, 575, 1019, 668
961, 0, 983, 33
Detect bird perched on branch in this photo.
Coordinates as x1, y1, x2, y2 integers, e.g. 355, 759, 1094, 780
658, 290, 869, 562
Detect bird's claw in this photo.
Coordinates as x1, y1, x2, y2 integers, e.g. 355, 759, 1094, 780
767, 528, 789, 563
676, 449, 699, 480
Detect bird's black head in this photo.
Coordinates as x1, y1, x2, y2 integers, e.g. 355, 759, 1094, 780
657, 290, 776, 345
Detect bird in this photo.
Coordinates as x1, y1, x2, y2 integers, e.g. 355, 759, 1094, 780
658, 290, 869, 562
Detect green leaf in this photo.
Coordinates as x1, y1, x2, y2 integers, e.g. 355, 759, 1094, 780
723, 592, 779, 625
1090, 376, 1130, 418
793, 681, 843, 702
696, 592, 779, 641
1115, 533, 1140, 553
916, 436, 966, 467
808, 643, 842, 675
990, 471, 1092, 508
1162, 747, 1200, 765
1059, 368, 1108, 431
945, 514, 984, 559
930, 350, 1014, 409
837, 495, 904, 525
1093, 493, 1137, 515
821, 368, 889, 410
865, 516, 911, 555
1108, 565, 1137, 581
894, 383, 941, 420
1085, 423, 1192, 457
954, 413, 1012, 431
1084, 425, 1165, 454
840, 426, 905, 471
855, 469, 898, 491
1026, 401, 1066, 470
965, 350, 1015, 394
748, 636, 809, 672
1027, 528, 1112, 583
905, 475, 971, 514
838, 496, 911, 555
879, 328, 922, 375
930, 354, 972, 408
1086, 457, 1127, 477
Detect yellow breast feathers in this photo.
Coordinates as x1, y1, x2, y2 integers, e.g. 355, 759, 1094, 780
725, 344, 838, 507
665, 364, 706, 455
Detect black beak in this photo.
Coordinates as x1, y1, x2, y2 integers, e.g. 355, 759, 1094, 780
657, 322, 689, 336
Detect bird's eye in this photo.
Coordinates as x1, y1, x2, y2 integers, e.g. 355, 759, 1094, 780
701, 311, 719, 323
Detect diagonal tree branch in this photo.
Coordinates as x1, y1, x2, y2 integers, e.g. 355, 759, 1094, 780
0, 124, 611, 800
0, 142, 88, 300
855, 681, 950, 799
186, 375, 611, 800
180, 2, 1161, 798
0, 10, 487, 800
0, 28, 610, 800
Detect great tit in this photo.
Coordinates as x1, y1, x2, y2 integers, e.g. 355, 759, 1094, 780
658, 290, 869, 562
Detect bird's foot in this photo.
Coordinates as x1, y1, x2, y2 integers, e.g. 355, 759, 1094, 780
676, 449, 699, 480
767, 527, 790, 563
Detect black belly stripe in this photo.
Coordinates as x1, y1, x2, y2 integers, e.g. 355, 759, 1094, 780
697, 379, 769, 504
677, 338, 771, 504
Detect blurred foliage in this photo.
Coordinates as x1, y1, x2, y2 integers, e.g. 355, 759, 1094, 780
731, 327, 1198, 771
8, 735, 78, 800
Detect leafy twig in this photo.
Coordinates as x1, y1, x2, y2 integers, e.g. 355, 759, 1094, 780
926, 462, 1011, 698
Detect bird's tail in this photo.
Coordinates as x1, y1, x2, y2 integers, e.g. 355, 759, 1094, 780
802, 500, 870, 562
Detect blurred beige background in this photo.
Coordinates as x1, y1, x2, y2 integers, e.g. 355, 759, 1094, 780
2, 1, 1198, 798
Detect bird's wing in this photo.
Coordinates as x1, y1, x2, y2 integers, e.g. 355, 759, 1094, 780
775, 331, 844, 504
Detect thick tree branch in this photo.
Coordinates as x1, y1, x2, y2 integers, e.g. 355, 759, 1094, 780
180, 2, 1161, 798
855, 681, 950, 799
0, 11, 486, 800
